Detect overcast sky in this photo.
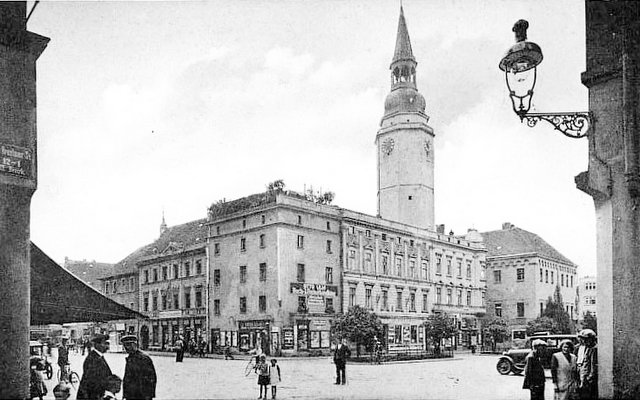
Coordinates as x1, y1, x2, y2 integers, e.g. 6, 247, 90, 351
27, 0, 595, 276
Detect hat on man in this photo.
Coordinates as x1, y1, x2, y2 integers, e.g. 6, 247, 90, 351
532, 339, 548, 348
121, 335, 138, 344
91, 334, 110, 343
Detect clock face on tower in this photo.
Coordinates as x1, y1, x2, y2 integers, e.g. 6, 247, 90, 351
382, 137, 395, 156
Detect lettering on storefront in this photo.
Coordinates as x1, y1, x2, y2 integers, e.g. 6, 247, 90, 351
309, 319, 330, 331
238, 320, 269, 330
282, 327, 294, 350
0, 143, 32, 179
307, 295, 325, 314
159, 310, 182, 319
290, 282, 338, 296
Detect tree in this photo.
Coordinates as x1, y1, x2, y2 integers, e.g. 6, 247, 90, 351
526, 316, 559, 336
423, 313, 459, 353
316, 191, 335, 205
483, 318, 510, 351
333, 305, 383, 357
526, 286, 574, 335
266, 179, 285, 195
582, 311, 597, 333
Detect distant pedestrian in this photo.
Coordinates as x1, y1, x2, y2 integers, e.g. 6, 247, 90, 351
269, 358, 281, 399
551, 339, 578, 400
199, 338, 207, 357
30, 358, 47, 400
576, 329, 597, 400
57, 339, 69, 373
224, 346, 234, 360
174, 336, 185, 362
333, 338, 351, 385
523, 339, 547, 400
77, 334, 114, 400
255, 354, 270, 399
122, 335, 157, 400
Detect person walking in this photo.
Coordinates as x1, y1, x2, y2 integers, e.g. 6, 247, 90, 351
551, 339, 578, 400
77, 334, 114, 400
121, 335, 157, 400
576, 329, 598, 400
57, 339, 69, 380
269, 358, 281, 399
333, 338, 351, 385
523, 339, 547, 400
174, 336, 185, 362
255, 354, 270, 399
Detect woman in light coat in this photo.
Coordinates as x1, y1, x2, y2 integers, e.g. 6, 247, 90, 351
551, 339, 578, 400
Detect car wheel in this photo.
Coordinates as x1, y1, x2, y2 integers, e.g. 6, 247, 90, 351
45, 363, 53, 380
496, 359, 512, 375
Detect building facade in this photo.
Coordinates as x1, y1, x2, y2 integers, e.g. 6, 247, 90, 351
578, 275, 597, 319
482, 223, 578, 339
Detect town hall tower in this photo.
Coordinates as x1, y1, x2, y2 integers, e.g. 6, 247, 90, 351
376, 7, 435, 230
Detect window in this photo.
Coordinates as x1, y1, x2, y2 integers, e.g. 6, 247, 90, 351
297, 215, 302, 225
457, 290, 462, 306
551, 271, 554, 284
349, 287, 356, 307
396, 257, 402, 277
152, 294, 157, 311
517, 268, 524, 281
409, 259, 415, 278
213, 269, 221, 286
298, 296, 307, 312
214, 299, 220, 316
540, 268, 543, 282
113, 281, 117, 294
143, 293, 149, 311
482, 291, 485, 306
348, 250, 356, 270
144, 270, 149, 284
409, 292, 416, 312
422, 293, 429, 312
456, 259, 462, 277
240, 297, 247, 313
436, 254, 442, 274
382, 289, 388, 311
325, 267, 333, 284
261, 214, 266, 224
297, 264, 305, 282
411, 325, 418, 343
495, 303, 502, 317
240, 237, 246, 251
240, 265, 247, 283
173, 293, 179, 309
382, 255, 389, 274
162, 294, 167, 310
260, 234, 265, 248
153, 269, 158, 282
242, 219, 246, 228
325, 297, 334, 313
421, 261, 428, 280
104, 282, 109, 294
366, 230, 371, 237
297, 235, 304, 249
259, 296, 267, 313
195, 290, 202, 308
447, 288, 452, 305
446, 257, 452, 276
480, 261, 486, 280
184, 291, 191, 309
214, 243, 220, 256
216, 226, 220, 235
540, 302, 544, 315
467, 290, 472, 306
259, 263, 267, 282
436, 287, 442, 304
545, 270, 549, 283
466, 261, 472, 278
494, 270, 502, 283
382, 233, 387, 241
326, 240, 332, 253
196, 260, 202, 275
185, 262, 190, 277
365, 288, 372, 308
173, 264, 179, 279
517, 302, 525, 318
570, 276, 573, 287
129, 277, 134, 291
396, 291, 403, 311
162, 266, 168, 280
364, 252, 372, 272
561, 274, 564, 286
326, 221, 331, 230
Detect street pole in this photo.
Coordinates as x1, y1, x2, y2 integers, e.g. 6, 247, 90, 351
0, 2, 48, 398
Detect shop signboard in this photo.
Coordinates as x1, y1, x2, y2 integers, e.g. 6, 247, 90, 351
309, 319, 330, 331
238, 320, 269, 330
290, 282, 338, 296
307, 295, 325, 313
282, 327, 294, 350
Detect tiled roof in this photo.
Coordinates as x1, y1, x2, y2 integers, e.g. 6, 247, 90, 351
64, 259, 114, 290
481, 226, 576, 266
110, 218, 208, 275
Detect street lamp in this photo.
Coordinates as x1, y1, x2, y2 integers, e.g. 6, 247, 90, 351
499, 19, 592, 139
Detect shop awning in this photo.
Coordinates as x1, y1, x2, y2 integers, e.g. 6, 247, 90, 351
30, 242, 146, 325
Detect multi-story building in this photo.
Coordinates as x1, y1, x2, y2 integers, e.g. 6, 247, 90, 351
64, 258, 114, 291
578, 275, 597, 319
481, 223, 579, 339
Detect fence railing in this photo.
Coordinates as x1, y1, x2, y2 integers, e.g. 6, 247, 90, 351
350, 347, 454, 363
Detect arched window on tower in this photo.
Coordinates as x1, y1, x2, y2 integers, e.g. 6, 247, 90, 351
393, 67, 400, 84
411, 67, 416, 83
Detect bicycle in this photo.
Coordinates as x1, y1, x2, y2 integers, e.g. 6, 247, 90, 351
244, 356, 257, 376
57, 364, 80, 390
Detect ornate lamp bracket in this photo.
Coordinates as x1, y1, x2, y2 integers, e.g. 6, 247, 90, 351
517, 111, 593, 139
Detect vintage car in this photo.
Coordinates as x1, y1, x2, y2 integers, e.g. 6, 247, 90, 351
30, 340, 53, 380
496, 334, 578, 375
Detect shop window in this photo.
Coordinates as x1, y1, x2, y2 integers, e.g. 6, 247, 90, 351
240, 297, 247, 314
410, 325, 418, 343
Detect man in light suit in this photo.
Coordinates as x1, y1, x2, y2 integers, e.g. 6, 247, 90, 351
333, 338, 351, 385
77, 334, 114, 400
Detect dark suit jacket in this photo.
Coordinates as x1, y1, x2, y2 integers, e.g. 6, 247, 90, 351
123, 350, 157, 400
522, 352, 545, 389
77, 350, 113, 400
333, 344, 351, 364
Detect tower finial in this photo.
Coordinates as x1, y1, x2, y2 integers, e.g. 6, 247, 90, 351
160, 208, 167, 236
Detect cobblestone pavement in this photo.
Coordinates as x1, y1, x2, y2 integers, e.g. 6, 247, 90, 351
42, 351, 557, 399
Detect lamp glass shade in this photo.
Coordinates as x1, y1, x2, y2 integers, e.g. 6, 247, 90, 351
499, 41, 543, 73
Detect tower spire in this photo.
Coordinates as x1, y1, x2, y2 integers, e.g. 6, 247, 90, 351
392, 6, 415, 64
160, 209, 167, 236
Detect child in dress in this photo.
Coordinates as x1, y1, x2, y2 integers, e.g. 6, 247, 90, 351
269, 358, 281, 399
255, 354, 270, 399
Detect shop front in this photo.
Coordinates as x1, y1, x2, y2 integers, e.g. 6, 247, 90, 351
238, 319, 271, 355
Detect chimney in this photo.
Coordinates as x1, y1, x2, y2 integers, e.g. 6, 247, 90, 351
436, 224, 445, 234
502, 222, 514, 230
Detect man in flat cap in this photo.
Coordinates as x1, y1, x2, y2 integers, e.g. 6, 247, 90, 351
523, 339, 548, 400
122, 335, 157, 400
77, 334, 114, 400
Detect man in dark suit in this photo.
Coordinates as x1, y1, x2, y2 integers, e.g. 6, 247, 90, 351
122, 335, 157, 400
333, 338, 351, 385
77, 334, 114, 400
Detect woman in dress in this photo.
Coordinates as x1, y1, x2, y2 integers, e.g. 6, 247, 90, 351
551, 339, 578, 400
